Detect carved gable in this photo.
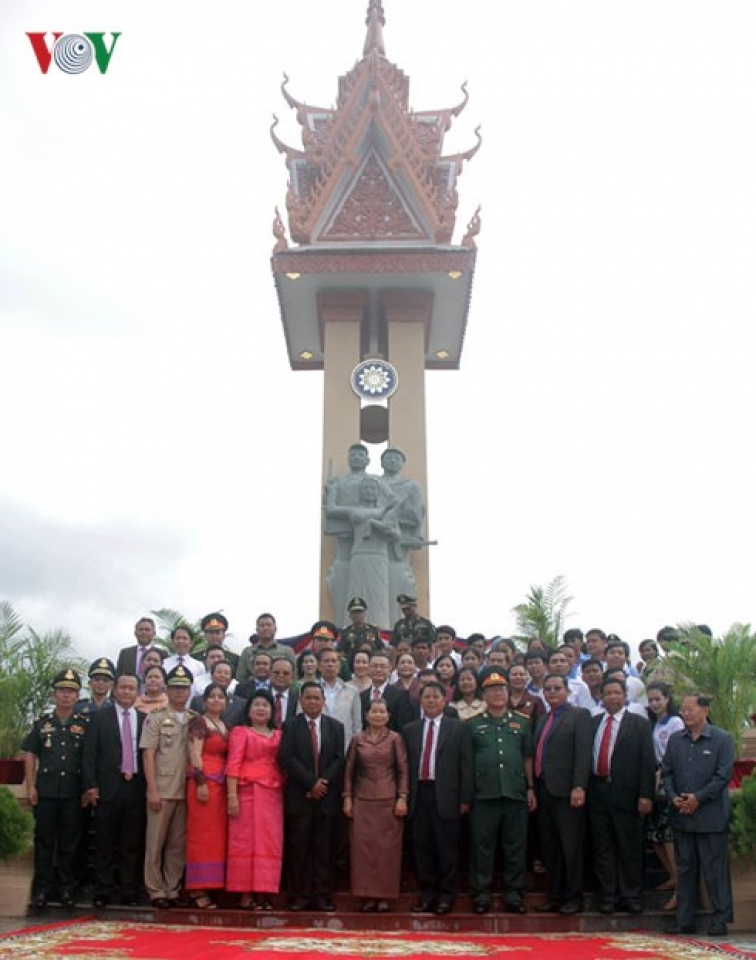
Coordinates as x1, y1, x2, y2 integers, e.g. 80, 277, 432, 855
319, 153, 427, 242
271, 1, 480, 248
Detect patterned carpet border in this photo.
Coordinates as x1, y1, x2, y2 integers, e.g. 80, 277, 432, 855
0, 922, 754, 960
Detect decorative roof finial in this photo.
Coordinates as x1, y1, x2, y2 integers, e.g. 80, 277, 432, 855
363, 0, 386, 57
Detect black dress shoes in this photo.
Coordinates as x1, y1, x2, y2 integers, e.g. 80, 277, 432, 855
60, 892, 75, 908
536, 900, 560, 913
93, 895, 110, 909
435, 902, 453, 915
616, 899, 643, 914
559, 901, 583, 915
151, 898, 172, 909
707, 920, 728, 936
289, 898, 309, 912
412, 900, 435, 913
313, 898, 335, 912
599, 900, 615, 914
667, 922, 696, 935
504, 901, 527, 914
32, 893, 47, 910
473, 899, 490, 915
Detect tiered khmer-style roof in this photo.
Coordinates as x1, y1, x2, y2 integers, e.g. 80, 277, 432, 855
271, 0, 481, 247
270, 0, 481, 371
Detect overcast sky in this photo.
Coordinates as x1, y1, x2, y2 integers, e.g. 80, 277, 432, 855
1, 0, 755, 662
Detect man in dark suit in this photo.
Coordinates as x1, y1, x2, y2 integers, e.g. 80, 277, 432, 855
403, 681, 473, 915
588, 677, 655, 914
116, 617, 166, 680
278, 681, 345, 911
662, 693, 735, 937
360, 650, 412, 732
81, 673, 146, 907
269, 657, 299, 728
534, 674, 593, 914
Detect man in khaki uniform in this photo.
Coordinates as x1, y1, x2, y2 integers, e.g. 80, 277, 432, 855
140, 665, 195, 908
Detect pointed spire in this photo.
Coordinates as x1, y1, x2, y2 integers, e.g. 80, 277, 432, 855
363, 0, 386, 57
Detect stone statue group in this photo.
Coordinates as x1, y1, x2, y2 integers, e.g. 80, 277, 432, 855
324, 445, 426, 629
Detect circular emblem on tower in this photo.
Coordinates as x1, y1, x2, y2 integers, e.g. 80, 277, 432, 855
350, 358, 399, 400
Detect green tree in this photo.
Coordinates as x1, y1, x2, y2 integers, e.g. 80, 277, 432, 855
0, 785, 33, 859
665, 622, 756, 755
0, 600, 85, 757
511, 575, 573, 649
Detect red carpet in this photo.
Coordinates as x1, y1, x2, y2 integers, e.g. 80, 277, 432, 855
0, 921, 754, 960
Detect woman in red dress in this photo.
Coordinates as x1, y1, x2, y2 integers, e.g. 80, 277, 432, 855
185, 683, 229, 908
226, 690, 285, 909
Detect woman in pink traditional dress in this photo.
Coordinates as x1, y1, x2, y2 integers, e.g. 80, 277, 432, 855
185, 683, 229, 909
226, 690, 285, 909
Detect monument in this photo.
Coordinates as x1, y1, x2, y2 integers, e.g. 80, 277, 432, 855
270, 0, 481, 629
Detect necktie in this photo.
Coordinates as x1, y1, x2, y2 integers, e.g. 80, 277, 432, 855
597, 714, 614, 777
309, 719, 319, 776
372, 686, 381, 700
274, 693, 283, 728
534, 711, 556, 779
420, 719, 434, 780
178, 655, 185, 665
121, 710, 135, 778
136, 646, 145, 678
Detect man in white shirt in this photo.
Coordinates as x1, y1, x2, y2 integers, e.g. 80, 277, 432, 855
317, 648, 361, 743
190, 646, 231, 696
433, 626, 462, 667
162, 626, 204, 680
606, 641, 645, 694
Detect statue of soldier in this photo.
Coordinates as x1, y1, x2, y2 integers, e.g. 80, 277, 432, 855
381, 447, 425, 623
324, 444, 372, 624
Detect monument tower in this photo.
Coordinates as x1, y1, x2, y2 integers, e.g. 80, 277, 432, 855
271, 0, 481, 628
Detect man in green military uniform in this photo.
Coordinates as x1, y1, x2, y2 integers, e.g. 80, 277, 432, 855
236, 612, 296, 681
338, 597, 383, 669
391, 594, 434, 649
468, 668, 537, 915
74, 657, 116, 891
140, 664, 196, 908
199, 612, 240, 673
22, 669, 89, 909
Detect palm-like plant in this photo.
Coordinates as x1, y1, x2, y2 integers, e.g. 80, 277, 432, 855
665, 623, 756, 755
512, 575, 574, 649
150, 608, 208, 656
0, 601, 85, 758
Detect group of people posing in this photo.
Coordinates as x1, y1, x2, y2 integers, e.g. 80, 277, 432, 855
21, 602, 736, 937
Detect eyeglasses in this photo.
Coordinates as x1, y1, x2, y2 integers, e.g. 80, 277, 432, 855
543, 686, 565, 693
